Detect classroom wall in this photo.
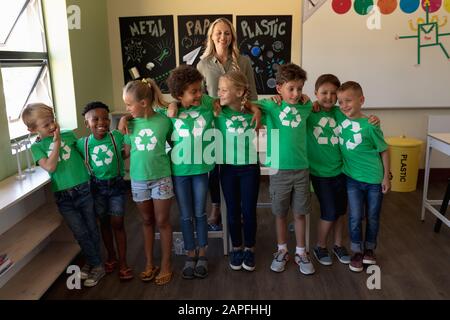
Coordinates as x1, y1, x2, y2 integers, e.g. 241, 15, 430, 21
66, 0, 114, 137
106, 0, 303, 110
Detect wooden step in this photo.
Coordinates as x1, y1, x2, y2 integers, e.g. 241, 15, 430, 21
0, 241, 79, 300
0, 203, 62, 264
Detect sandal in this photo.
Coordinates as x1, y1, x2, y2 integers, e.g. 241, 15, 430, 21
119, 267, 134, 281
105, 260, 118, 274
155, 271, 173, 285
140, 266, 160, 282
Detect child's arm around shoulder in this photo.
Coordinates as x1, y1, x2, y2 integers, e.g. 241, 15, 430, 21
38, 124, 61, 173
380, 149, 390, 194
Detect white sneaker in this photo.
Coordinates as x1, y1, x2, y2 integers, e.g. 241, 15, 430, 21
84, 266, 105, 287
295, 253, 315, 275
270, 250, 289, 272
80, 264, 91, 280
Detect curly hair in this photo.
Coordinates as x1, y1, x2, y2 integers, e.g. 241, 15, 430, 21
166, 64, 204, 99
275, 63, 307, 85
81, 101, 110, 116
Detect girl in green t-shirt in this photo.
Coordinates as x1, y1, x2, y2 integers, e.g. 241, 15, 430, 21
119, 78, 174, 286
216, 70, 262, 272
164, 65, 216, 279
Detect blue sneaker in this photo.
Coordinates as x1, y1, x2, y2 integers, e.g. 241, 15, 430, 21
229, 249, 244, 270
242, 249, 255, 271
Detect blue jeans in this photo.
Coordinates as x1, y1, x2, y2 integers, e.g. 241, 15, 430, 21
172, 173, 209, 251
91, 176, 127, 218
54, 182, 102, 267
346, 176, 383, 253
220, 164, 260, 248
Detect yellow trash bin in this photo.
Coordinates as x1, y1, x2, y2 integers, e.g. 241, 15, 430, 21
385, 136, 423, 192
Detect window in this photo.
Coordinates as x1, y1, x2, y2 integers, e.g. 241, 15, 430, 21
0, 0, 53, 142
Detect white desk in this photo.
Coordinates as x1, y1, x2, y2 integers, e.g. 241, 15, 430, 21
421, 133, 450, 228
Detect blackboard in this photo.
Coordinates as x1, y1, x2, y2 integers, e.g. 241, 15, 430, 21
177, 15, 232, 68
119, 15, 176, 93
236, 15, 292, 94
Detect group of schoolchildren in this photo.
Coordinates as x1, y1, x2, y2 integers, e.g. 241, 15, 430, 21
22, 51, 390, 289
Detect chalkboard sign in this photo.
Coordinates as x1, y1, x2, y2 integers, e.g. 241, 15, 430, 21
236, 15, 292, 94
178, 15, 232, 68
119, 15, 175, 93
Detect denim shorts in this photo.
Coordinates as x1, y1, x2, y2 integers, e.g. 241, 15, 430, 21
91, 176, 127, 218
131, 176, 174, 202
269, 169, 311, 217
310, 173, 347, 221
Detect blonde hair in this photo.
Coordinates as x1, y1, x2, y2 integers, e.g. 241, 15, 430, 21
21, 103, 55, 129
220, 70, 249, 108
200, 18, 241, 72
123, 78, 168, 108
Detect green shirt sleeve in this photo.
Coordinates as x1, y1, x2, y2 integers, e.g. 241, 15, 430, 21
30, 141, 47, 163
76, 137, 86, 159
369, 124, 388, 153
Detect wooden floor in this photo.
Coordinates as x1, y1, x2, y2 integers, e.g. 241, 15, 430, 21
42, 179, 450, 300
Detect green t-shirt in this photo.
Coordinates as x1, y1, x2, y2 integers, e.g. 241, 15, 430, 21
123, 113, 172, 181
307, 106, 343, 177
30, 130, 89, 192
335, 110, 388, 184
257, 99, 312, 170
76, 130, 125, 180
157, 95, 215, 176
214, 106, 259, 165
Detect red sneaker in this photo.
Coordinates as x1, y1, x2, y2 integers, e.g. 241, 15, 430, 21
363, 249, 377, 265
349, 253, 364, 272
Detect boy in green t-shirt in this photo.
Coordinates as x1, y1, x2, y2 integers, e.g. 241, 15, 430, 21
77, 101, 132, 281
336, 81, 390, 273
22, 103, 104, 287
257, 63, 315, 275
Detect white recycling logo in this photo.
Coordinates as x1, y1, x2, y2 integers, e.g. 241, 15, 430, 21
91, 144, 114, 167
173, 110, 206, 138
225, 115, 249, 134
135, 129, 158, 151
48, 141, 71, 162
313, 117, 340, 146
279, 106, 301, 128
338, 119, 362, 150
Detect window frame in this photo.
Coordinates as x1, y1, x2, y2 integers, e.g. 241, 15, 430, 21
0, 0, 53, 143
